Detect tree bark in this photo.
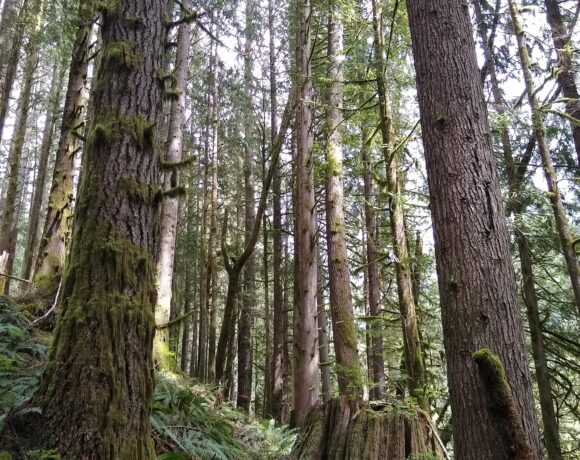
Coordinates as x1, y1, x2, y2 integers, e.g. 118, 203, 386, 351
361, 126, 385, 401
154, 5, 191, 368
371, 0, 426, 410
36, 0, 165, 456
0, 0, 42, 293
543, 0, 580, 166
317, 243, 332, 403
405, 0, 542, 457
20, 60, 65, 282
292, 0, 319, 427
269, 0, 285, 422
207, 35, 220, 383
508, 0, 580, 316
324, 1, 360, 397
0, 0, 25, 147
290, 398, 444, 459
32, 2, 91, 300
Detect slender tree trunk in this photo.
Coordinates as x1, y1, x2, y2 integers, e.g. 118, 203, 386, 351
0, 0, 25, 146
406, 0, 542, 457
237, 0, 257, 411
361, 126, 385, 401
0, 0, 20, 83
317, 244, 332, 402
0, 0, 42, 293
20, 60, 65, 282
543, 0, 580, 165
154, 8, 191, 367
293, 0, 319, 426
36, 0, 165, 455
207, 37, 219, 382
371, 0, 426, 410
32, 2, 91, 300
262, 155, 272, 416
473, 2, 562, 456
269, 0, 285, 422
508, 0, 580, 316
324, 1, 360, 397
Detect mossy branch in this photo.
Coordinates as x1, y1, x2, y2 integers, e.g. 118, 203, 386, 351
162, 186, 186, 198
473, 348, 533, 460
160, 156, 195, 170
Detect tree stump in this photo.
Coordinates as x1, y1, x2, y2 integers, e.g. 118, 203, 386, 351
290, 397, 445, 459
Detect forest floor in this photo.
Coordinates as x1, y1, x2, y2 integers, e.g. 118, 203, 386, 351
0, 296, 296, 460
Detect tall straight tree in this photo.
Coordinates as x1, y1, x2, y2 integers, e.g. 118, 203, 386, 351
32, 1, 92, 300
154, 3, 192, 366
324, 0, 361, 396
268, 0, 286, 421
21, 59, 65, 281
237, 0, 257, 411
406, 0, 542, 457
0, 0, 26, 146
36, 0, 165, 456
293, 0, 319, 426
507, 0, 580, 316
0, 0, 44, 293
371, 0, 426, 409
361, 125, 385, 400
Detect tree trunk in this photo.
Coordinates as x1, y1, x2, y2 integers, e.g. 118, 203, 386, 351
237, 0, 257, 411
324, 1, 360, 397
371, 0, 426, 410
0, 0, 20, 84
0, 0, 42, 293
32, 2, 91, 300
473, 2, 562, 457
262, 155, 271, 416
290, 398, 444, 459
154, 7, 191, 368
361, 125, 385, 401
508, 0, 580, 316
36, 0, 165, 456
21, 60, 65, 282
269, 0, 285, 422
317, 244, 332, 402
405, 0, 542, 457
543, 0, 580, 166
207, 34, 220, 383
293, 0, 319, 426
0, 0, 25, 146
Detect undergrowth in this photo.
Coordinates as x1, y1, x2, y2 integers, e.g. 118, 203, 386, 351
0, 296, 296, 459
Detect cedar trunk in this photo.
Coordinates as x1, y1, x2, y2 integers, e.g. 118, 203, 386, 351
293, 0, 320, 426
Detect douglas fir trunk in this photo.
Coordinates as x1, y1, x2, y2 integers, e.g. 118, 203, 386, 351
406, 0, 542, 457
36, 1, 165, 457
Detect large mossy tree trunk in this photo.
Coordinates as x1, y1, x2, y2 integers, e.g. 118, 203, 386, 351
35, 1, 165, 457
290, 398, 444, 459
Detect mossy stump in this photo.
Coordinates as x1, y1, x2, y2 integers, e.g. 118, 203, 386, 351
290, 397, 444, 459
